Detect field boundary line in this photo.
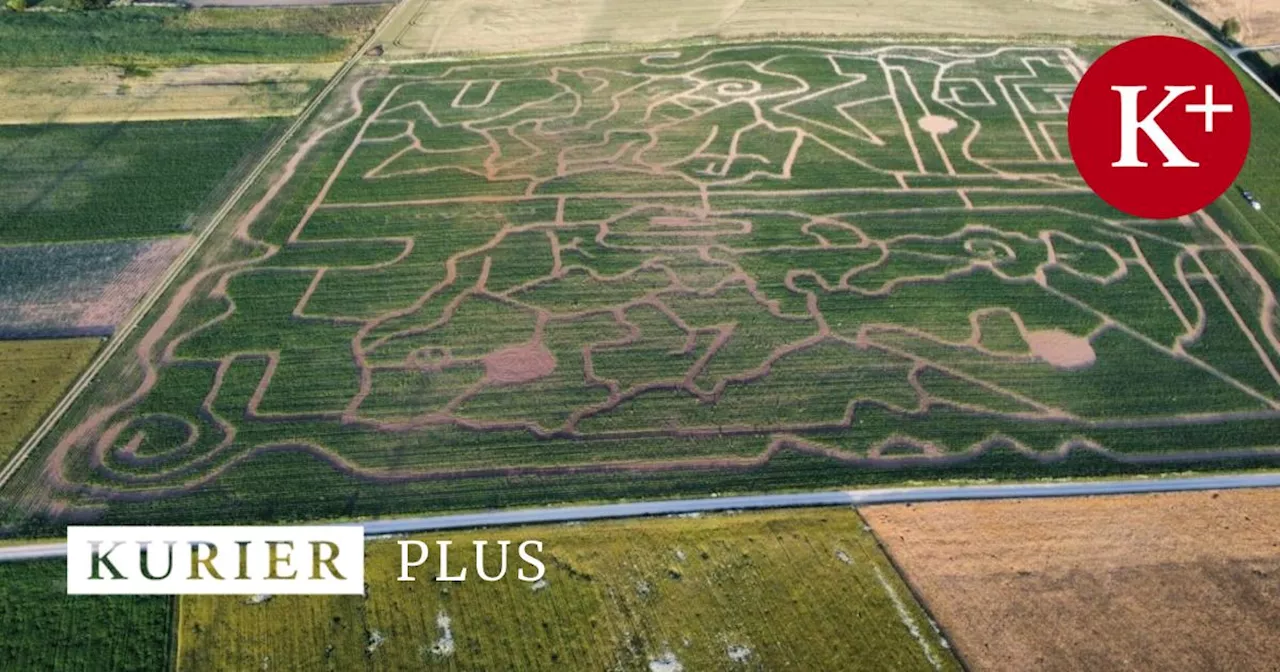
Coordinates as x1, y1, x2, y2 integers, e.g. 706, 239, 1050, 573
0, 0, 412, 493
3, 472, 1277, 561
165, 595, 180, 672
857, 505, 971, 671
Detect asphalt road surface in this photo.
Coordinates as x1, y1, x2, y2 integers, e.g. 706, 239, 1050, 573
4, 472, 1278, 561
1226, 42, 1280, 55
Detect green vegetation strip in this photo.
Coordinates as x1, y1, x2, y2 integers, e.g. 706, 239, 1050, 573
0, 6, 389, 67
0, 119, 278, 243
178, 508, 958, 671
1207, 58, 1280, 279
0, 559, 171, 671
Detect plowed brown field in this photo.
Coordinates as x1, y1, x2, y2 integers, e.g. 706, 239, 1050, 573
863, 489, 1280, 671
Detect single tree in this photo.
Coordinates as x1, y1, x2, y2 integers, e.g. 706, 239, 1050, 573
1222, 17, 1242, 39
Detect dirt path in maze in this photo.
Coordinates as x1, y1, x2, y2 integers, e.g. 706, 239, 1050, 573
37, 45, 1280, 505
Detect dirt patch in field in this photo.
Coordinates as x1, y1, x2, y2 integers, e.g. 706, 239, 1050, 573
862, 489, 1280, 672
382, 0, 1181, 57
0, 64, 339, 125
917, 115, 959, 134
483, 341, 557, 384
1024, 329, 1096, 369
1189, 0, 1280, 45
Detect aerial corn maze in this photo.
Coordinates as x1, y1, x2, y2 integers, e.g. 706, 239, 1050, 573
17, 43, 1280, 522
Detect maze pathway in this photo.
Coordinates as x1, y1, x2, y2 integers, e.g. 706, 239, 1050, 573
32, 44, 1280, 512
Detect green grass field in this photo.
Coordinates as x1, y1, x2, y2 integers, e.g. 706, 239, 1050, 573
7, 41, 1279, 528
0, 560, 171, 671
0, 339, 99, 465
1205, 62, 1280, 280
0, 6, 389, 67
0, 119, 277, 243
178, 508, 958, 671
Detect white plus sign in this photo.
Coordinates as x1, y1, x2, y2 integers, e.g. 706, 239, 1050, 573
1184, 85, 1233, 132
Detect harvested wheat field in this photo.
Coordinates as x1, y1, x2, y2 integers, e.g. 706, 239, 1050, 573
0, 340, 100, 465
1190, 0, 1280, 45
381, 0, 1182, 58
0, 64, 338, 125
862, 489, 1280, 672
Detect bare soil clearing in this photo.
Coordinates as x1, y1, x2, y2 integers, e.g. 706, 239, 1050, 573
381, 0, 1181, 58
484, 341, 557, 383
1025, 329, 1096, 369
0, 64, 339, 125
917, 115, 959, 134
863, 489, 1280, 672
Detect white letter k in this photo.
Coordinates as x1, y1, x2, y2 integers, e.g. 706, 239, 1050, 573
1110, 85, 1199, 168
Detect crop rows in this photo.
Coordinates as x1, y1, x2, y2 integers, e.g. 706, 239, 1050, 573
0, 339, 100, 465
0, 559, 170, 671
10, 42, 1280, 526
178, 508, 958, 671
0, 239, 189, 338
0, 120, 277, 244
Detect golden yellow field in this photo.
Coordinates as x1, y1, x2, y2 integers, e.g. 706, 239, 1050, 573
0, 64, 340, 125
178, 509, 959, 671
381, 0, 1182, 57
1190, 0, 1280, 45
0, 339, 99, 464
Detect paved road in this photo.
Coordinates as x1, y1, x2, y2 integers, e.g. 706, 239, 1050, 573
364, 472, 1280, 535
0, 543, 69, 562
5, 472, 1277, 562
1226, 42, 1280, 55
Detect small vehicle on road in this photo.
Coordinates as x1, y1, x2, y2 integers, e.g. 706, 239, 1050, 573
1242, 189, 1263, 210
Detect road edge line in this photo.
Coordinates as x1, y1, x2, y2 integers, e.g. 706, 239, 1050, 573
5, 472, 1278, 561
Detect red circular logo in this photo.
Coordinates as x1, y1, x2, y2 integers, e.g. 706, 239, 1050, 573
1068, 36, 1250, 219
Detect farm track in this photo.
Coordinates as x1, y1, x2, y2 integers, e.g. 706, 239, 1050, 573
5, 473, 1279, 561
0, 0, 416, 494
